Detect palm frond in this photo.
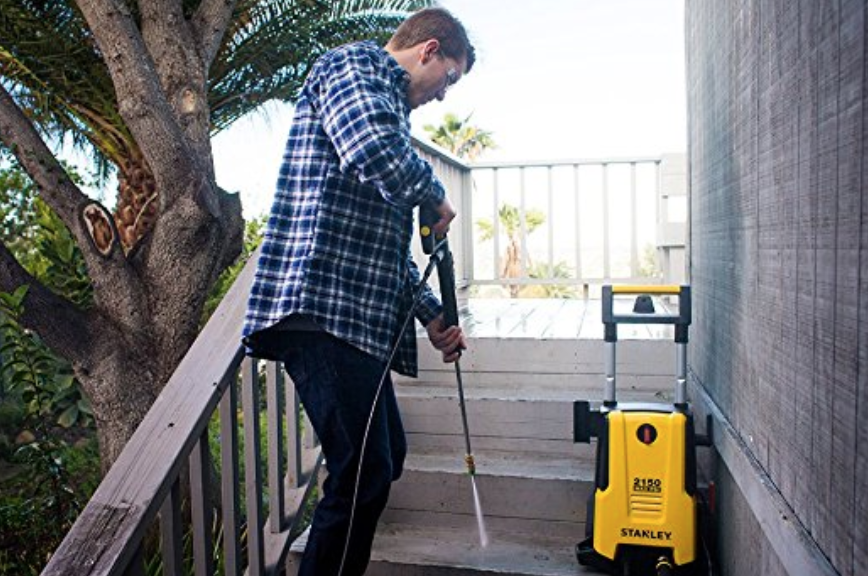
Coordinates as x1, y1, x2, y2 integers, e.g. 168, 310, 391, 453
209, 0, 433, 132
0, 0, 135, 173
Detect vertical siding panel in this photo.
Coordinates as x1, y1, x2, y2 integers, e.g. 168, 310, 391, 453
794, 0, 821, 535
755, 0, 777, 478
856, 2, 868, 572
834, 2, 865, 574
810, 0, 841, 557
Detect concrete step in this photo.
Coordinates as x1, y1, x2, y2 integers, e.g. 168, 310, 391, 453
289, 520, 594, 576
366, 521, 593, 575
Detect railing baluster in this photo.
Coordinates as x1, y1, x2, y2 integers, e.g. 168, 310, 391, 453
190, 432, 214, 575
220, 374, 241, 576
159, 478, 184, 576
286, 370, 303, 488
547, 165, 554, 278
462, 167, 475, 285
242, 357, 265, 575
492, 168, 501, 281
630, 162, 639, 278
519, 167, 528, 279
303, 408, 318, 450
574, 164, 583, 281
602, 163, 611, 279
125, 543, 146, 576
266, 361, 286, 532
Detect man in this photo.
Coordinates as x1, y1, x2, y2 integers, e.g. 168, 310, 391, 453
243, 7, 474, 576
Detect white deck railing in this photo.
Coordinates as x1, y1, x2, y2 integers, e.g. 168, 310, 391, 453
414, 138, 688, 297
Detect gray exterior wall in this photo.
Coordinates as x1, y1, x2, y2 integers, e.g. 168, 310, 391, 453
686, 1, 866, 575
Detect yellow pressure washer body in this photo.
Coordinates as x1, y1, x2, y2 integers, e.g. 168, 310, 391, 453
574, 285, 712, 576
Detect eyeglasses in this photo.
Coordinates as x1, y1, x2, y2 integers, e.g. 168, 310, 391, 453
445, 67, 459, 90
436, 50, 461, 93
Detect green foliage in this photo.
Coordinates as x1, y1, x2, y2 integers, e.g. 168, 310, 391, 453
0, 162, 93, 429
202, 216, 265, 325
638, 243, 661, 279
476, 203, 545, 242
525, 261, 579, 299
0, 286, 93, 430
0, 436, 99, 576
0, 162, 94, 307
0, 164, 40, 259
423, 112, 497, 161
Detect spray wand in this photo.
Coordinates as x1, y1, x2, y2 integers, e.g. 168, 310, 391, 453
419, 202, 476, 476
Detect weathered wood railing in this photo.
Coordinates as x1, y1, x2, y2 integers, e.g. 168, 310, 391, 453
42, 248, 322, 576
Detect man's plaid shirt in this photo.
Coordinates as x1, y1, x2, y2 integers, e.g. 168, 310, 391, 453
243, 41, 445, 376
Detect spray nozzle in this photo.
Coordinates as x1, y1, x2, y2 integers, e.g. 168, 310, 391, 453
465, 453, 476, 476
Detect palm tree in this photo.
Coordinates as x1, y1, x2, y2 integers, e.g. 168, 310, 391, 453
477, 204, 579, 299
0, 0, 432, 470
423, 112, 496, 161
477, 203, 545, 297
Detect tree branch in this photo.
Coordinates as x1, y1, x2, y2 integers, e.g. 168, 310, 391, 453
0, 85, 154, 335
73, 0, 199, 206
0, 241, 100, 367
192, 0, 238, 69
0, 84, 86, 224
139, 0, 213, 172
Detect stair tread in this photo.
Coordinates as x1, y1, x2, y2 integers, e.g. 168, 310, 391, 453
370, 521, 589, 575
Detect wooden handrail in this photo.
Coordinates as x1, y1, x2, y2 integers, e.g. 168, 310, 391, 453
42, 247, 324, 576
42, 250, 257, 574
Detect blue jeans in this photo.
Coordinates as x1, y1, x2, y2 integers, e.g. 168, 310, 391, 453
277, 332, 407, 576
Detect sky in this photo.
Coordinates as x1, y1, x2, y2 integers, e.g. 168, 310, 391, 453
211, 0, 687, 218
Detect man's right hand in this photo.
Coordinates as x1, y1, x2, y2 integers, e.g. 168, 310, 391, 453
432, 196, 457, 235
425, 314, 466, 363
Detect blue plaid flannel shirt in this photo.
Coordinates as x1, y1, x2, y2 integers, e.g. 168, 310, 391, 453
243, 41, 445, 376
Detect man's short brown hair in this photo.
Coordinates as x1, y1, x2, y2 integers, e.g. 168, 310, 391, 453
389, 7, 476, 72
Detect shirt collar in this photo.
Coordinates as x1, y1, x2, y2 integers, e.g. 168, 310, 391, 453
370, 41, 411, 109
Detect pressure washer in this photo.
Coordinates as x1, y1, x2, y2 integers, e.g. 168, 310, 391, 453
337, 201, 480, 575
573, 285, 715, 576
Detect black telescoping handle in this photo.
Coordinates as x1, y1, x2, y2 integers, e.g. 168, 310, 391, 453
437, 247, 459, 328
419, 202, 459, 328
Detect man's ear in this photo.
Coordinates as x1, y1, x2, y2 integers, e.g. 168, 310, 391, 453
420, 39, 441, 63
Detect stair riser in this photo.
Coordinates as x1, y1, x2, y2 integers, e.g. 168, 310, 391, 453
413, 338, 676, 377
387, 468, 592, 527
405, 432, 593, 460
397, 396, 576, 442
396, 371, 675, 393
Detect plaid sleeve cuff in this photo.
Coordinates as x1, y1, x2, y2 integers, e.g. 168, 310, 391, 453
415, 287, 442, 326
